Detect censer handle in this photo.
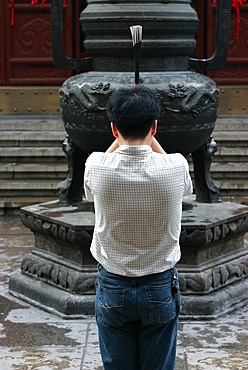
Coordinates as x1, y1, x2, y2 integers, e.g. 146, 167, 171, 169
189, 0, 232, 71
50, 0, 92, 70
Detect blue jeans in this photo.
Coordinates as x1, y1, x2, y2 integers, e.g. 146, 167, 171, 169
95, 265, 180, 370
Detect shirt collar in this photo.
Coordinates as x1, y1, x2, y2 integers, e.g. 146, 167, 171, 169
116, 145, 153, 155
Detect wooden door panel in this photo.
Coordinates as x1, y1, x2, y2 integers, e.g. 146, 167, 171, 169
192, 0, 206, 60
4, 0, 75, 85
0, 1, 6, 85
206, 3, 248, 85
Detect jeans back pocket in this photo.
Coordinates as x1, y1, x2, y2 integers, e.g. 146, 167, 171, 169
145, 284, 177, 324
97, 284, 126, 327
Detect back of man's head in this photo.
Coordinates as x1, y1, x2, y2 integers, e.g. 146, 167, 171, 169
106, 86, 161, 140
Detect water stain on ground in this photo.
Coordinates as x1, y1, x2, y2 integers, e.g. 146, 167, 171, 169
0, 320, 80, 347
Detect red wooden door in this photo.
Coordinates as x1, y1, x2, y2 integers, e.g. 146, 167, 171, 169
1, 1, 247, 86
0, 2, 6, 85
207, 2, 248, 85
1, 0, 84, 85
195, 1, 248, 85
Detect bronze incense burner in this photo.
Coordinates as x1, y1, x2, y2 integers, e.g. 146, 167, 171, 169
50, 0, 232, 203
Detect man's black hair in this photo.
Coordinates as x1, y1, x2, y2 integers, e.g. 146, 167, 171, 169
106, 85, 161, 140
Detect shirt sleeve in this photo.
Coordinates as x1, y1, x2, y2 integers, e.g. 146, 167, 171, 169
84, 181, 94, 201
83, 152, 104, 201
84, 158, 94, 201
183, 158, 193, 196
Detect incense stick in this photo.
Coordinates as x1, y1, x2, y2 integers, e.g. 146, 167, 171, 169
130, 25, 142, 85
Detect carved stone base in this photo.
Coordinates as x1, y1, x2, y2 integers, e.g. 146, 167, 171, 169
180, 279, 248, 320
9, 197, 248, 319
9, 200, 97, 318
179, 196, 248, 319
9, 273, 95, 318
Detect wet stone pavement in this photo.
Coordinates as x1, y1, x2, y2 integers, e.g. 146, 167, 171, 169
0, 216, 247, 370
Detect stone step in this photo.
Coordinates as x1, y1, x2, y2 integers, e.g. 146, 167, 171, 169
0, 163, 67, 180
218, 179, 248, 190
0, 179, 60, 189
189, 162, 248, 176
0, 147, 65, 163
214, 115, 248, 131
220, 195, 248, 204
0, 180, 60, 197
0, 115, 65, 131
213, 132, 248, 147
215, 146, 248, 156
187, 149, 248, 167
0, 131, 66, 147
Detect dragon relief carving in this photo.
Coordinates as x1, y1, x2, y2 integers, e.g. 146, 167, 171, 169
160, 82, 217, 118
61, 82, 114, 113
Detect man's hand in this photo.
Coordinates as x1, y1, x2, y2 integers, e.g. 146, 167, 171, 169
106, 139, 119, 153
151, 137, 166, 154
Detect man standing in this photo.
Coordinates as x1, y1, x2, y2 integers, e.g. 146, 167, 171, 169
84, 86, 192, 370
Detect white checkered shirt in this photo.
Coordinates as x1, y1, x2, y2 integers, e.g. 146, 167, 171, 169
84, 145, 192, 277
